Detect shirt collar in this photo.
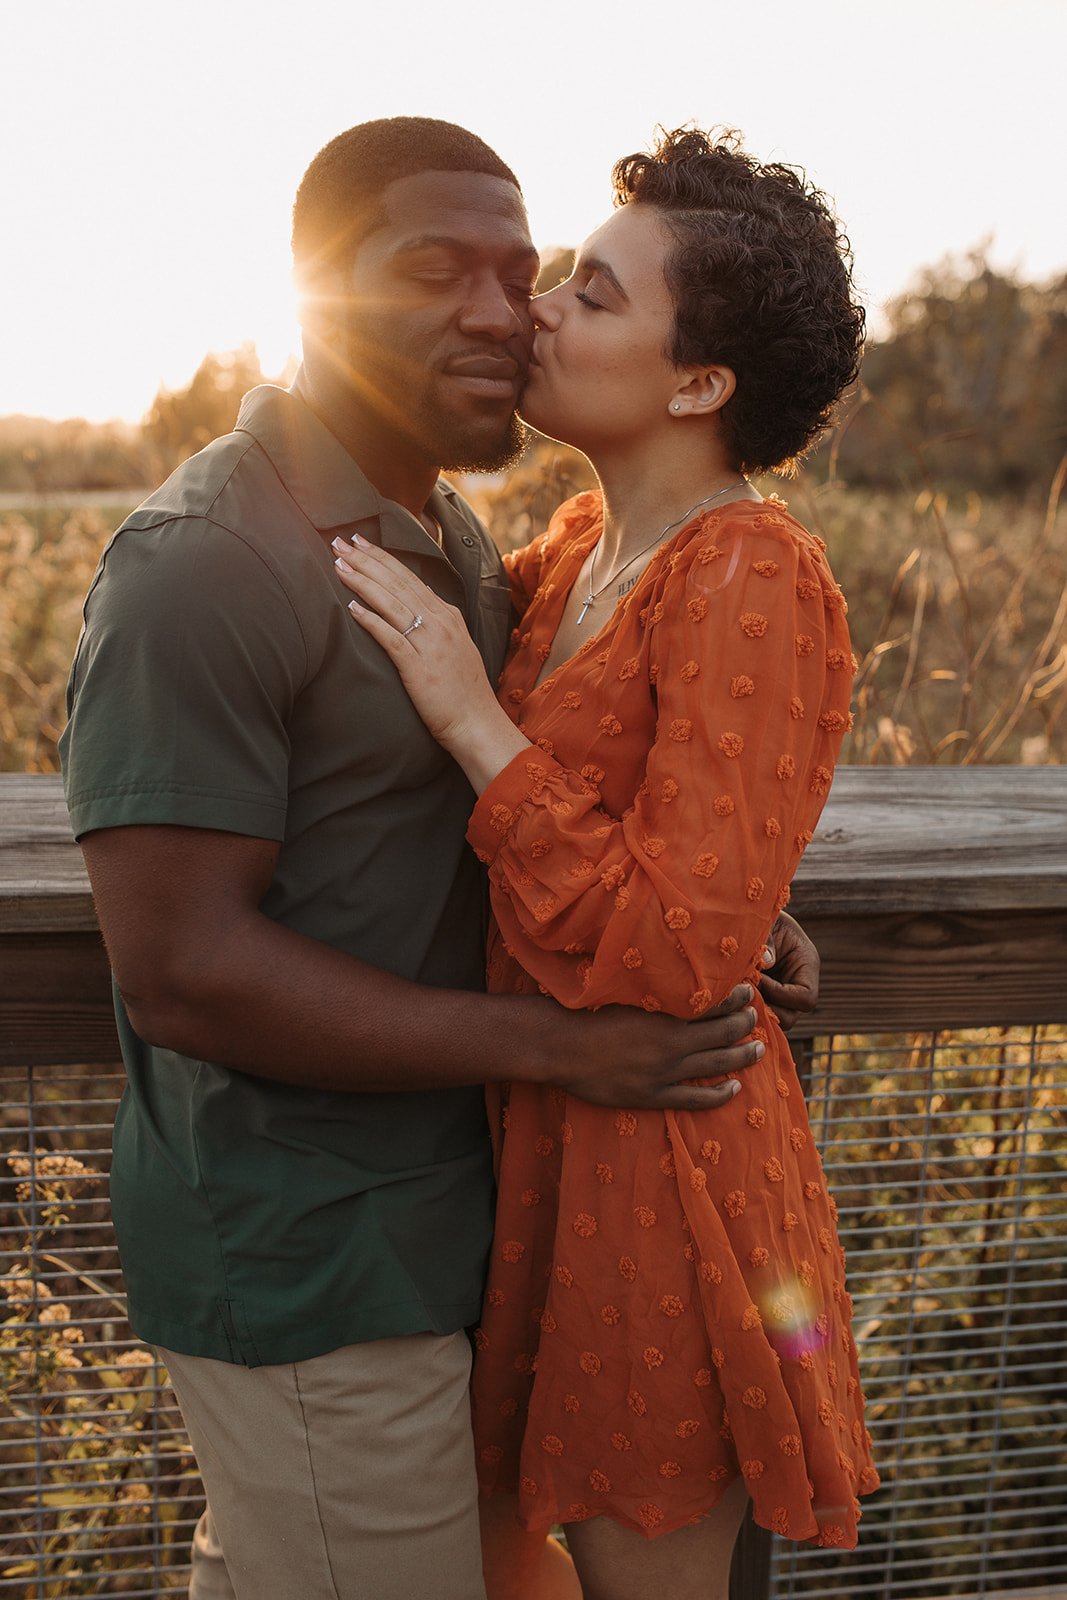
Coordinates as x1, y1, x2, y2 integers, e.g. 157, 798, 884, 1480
233, 382, 459, 564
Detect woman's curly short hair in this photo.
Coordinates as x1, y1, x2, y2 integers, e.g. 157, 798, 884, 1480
613, 128, 865, 474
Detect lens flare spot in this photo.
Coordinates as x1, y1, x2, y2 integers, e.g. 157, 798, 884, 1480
757, 1275, 826, 1360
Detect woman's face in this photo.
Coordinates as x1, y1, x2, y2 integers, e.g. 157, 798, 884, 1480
520, 204, 683, 455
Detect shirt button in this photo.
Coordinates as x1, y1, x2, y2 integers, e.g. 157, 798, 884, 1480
462, 534, 476, 547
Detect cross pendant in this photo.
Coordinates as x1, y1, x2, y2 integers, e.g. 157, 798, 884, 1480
576, 598, 592, 625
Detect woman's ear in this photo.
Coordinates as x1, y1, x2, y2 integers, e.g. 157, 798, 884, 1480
669, 364, 736, 417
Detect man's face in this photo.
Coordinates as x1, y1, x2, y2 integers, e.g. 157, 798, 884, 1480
335, 171, 539, 472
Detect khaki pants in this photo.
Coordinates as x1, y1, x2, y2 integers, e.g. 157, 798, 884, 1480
158, 1331, 487, 1600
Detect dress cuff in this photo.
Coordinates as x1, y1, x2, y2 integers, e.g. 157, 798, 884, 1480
467, 748, 568, 864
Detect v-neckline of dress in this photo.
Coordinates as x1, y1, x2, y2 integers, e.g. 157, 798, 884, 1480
529, 507, 611, 693
528, 497, 755, 694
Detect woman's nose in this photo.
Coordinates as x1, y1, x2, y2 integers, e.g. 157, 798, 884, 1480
531, 284, 564, 331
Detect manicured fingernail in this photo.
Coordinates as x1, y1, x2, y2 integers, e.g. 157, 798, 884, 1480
730, 1080, 742, 1096
334, 556, 354, 575
348, 599, 363, 615
352, 533, 370, 548
736, 984, 753, 1002
330, 537, 346, 551
754, 1041, 765, 1058
762, 947, 774, 964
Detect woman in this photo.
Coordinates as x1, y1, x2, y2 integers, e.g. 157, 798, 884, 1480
333, 128, 878, 1599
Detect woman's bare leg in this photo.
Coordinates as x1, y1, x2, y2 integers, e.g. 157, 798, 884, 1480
481, 1493, 583, 1600
562, 1478, 749, 1600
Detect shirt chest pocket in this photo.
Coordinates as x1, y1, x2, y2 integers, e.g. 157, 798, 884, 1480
474, 580, 514, 682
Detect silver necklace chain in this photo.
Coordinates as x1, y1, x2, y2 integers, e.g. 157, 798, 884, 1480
576, 480, 748, 625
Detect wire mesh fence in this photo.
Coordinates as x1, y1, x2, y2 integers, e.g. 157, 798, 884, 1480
0, 1027, 1064, 1599
0, 1064, 198, 1596
774, 1027, 1067, 1600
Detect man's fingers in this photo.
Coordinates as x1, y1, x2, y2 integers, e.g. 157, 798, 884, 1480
694, 979, 758, 1030
759, 974, 816, 1015
685, 1003, 758, 1050
680, 1036, 764, 1082
701, 982, 754, 1017
654, 1079, 744, 1112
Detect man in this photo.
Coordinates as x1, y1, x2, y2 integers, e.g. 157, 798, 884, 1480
60, 119, 817, 1599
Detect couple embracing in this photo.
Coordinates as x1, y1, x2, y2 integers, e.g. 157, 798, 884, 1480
61, 116, 878, 1599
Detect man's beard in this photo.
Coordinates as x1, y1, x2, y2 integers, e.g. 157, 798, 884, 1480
400, 360, 529, 473
343, 330, 530, 473
436, 410, 529, 474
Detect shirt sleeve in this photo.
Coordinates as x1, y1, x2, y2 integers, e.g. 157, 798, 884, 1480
467, 519, 853, 1017
60, 515, 308, 841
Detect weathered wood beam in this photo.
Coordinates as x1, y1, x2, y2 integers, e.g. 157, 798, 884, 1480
2, 769, 1066, 1066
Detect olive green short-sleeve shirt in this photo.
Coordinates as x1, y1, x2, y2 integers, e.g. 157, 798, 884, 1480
60, 385, 514, 1366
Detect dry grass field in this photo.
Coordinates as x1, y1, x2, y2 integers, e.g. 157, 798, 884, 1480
1, 466, 1064, 773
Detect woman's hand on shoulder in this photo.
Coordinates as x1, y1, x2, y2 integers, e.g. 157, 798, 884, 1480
332, 536, 529, 788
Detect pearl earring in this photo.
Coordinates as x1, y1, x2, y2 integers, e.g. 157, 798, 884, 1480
671, 402, 681, 413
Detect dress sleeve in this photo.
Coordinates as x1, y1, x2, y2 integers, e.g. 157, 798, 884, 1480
467, 517, 853, 1017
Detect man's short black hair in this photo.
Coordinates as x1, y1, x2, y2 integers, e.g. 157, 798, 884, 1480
292, 117, 522, 280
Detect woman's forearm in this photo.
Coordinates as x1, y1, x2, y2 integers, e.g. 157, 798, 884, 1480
442, 701, 533, 794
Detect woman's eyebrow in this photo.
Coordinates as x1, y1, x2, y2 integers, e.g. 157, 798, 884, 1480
578, 256, 629, 302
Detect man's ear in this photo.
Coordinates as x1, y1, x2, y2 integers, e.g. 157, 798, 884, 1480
295, 263, 346, 348
668, 363, 736, 418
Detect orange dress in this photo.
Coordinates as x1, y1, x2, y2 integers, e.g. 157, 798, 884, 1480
466, 492, 879, 1549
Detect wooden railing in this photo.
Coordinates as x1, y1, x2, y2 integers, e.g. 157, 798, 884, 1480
2, 767, 1065, 1065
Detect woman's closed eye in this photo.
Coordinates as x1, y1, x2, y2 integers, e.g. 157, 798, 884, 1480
575, 289, 607, 311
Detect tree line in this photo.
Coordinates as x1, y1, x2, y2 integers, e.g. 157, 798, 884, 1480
2, 254, 1064, 498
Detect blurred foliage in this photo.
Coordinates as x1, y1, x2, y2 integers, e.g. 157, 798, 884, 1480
141, 343, 285, 476
0, 508, 111, 772
785, 476, 1067, 766
536, 247, 575, 294
831, 253, 1067, 495
0, 344, 288, 493
0, 417, 146, 496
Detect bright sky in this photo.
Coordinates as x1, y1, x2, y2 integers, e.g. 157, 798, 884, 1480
3, 0, 1064, 422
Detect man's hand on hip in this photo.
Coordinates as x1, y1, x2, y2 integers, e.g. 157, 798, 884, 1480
757, 911, 820, 1032
548, 984, 762, 1112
